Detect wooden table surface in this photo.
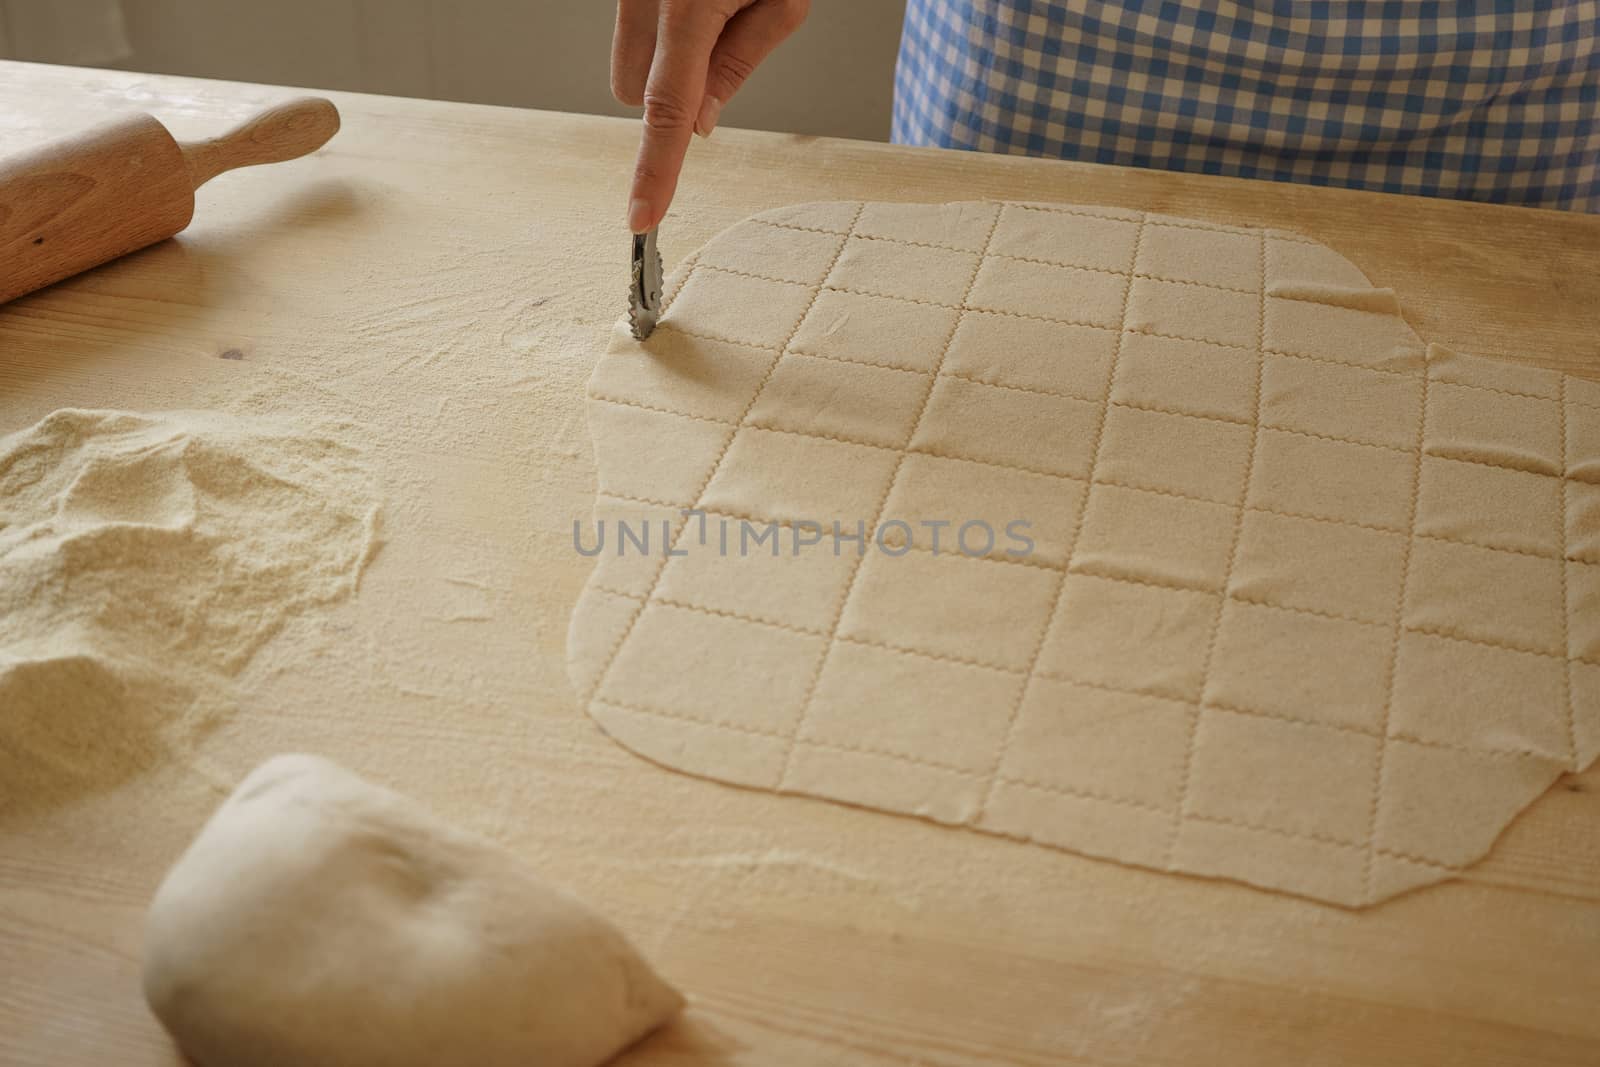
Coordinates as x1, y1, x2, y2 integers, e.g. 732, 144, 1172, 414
1, 60, 1597, 1067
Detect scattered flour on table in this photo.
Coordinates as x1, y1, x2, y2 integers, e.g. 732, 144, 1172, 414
0, 408, 380, 810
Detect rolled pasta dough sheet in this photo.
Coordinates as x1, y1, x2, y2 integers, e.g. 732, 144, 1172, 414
569, 200, 1600, 907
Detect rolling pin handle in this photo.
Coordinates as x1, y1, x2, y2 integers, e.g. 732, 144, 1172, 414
179, 97, 341, 190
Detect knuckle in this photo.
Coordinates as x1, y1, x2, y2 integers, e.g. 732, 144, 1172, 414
659, 0, 696, 27
642, 89, 696, 131
711, 51, 757, 91
632, 158, 667, 185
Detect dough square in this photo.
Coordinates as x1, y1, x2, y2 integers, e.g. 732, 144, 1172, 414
656, 529, 861, 633
910, 375, 1099, 479
983, 778, 1175, 869
1374, 738, 1560, 867
1184, 706, 1381, 845
1570, 400, 1600, 475
1038, 573, 1217, 701
881, 453, 1085, 566
747, 354, 930, 449
826, 235, 978, 307
1110, 330, 1258, 423
595, 697, 792, 788
1263, 296, 1424, 372
1261, 352, 1423, 451
1389, 630, 1570, 759
784, 742, 988, 826
1071, 482, 1237, 591
1415, 455, 1564, 556
697, 220, 845, 287
570, 586, 650, 700
702, 426, 901, 528
754, 200, 860, 233
1248, 428, 1416, 531
1571, 560, 1600, 660
1096, 405, 1254, 506
1205, 599, 1393, 733
1126, 276, 1257, 349
789, 288, 961, 373
1570, 482, 1600, 563
589, 402, 732, 506
1265, 235, 1372, 289
839, 550, 1059, 672
1425, 346, 1563, 400
590, 329, 774, 423
802, 639, 1024, 772
999, 675, 1192, 811
1424, 381, 1563, 476
1172, 814, 1367, 906
968, 257, 1128, 331
989, 203, 1141, 273
1402, 538, 1565, 655
855, 200, 997, 253
667, 266, 818, 348
1568, 375, 1600, 410
584, 498, 684, 599
1136, 222, 1260, 291
1229, 509, 1408, 625
600, 600, 826, 734
945, 311, 1118, 401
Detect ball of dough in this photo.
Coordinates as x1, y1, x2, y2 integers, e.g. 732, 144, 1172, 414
142, 754, 683, 1067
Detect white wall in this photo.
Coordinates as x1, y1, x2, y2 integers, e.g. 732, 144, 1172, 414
3, 0, 906, 142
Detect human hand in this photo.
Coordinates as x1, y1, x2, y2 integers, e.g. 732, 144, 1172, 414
612, 0, 809, 232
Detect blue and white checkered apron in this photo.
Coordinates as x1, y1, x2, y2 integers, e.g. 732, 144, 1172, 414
894, 1, 1600, 211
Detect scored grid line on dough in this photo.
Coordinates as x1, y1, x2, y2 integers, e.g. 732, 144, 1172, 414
585, 392, 1600, 566
1558, 376, 1578, 764
1166, 229, 1270, 869
973, 210, 1148, 825
773, 201, 1009, 790
583, 586, 1574, 874
578, 200, 1600, 906
581, 203, 866, 707
1360, 250, 1432, 900
719, 236, 1265, 296
705, 220, 1600, 411
600, 363, 1578, 488
658, 283, 1600, 425
587, 511, 1600, 670
588, 686, 1493, 874
745, 201, 1294, 246
587, 592, 1560, 773
588, 561, 1596, 687
591, 680, 1513, 842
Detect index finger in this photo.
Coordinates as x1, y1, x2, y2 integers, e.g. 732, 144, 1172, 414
628, 4, 724, 233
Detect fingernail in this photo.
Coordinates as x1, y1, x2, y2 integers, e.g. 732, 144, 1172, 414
695, 96, 723, 137
628, 198, 652, 234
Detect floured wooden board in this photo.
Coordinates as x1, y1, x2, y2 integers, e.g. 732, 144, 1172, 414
568, 200, 1600, 907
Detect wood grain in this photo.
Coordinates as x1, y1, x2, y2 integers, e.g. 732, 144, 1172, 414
179, 96, 340, 188
0, 113, 192, 306
0, 60, 1596, 1067
0, 96, 338, 305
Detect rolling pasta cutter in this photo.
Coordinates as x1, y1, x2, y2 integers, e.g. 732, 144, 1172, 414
628, 225, 663, 340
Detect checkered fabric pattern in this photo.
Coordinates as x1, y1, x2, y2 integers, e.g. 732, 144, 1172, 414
893, 0, 1600, 211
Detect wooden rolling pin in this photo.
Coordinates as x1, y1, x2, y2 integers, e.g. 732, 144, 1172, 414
0, 97, 340, 305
